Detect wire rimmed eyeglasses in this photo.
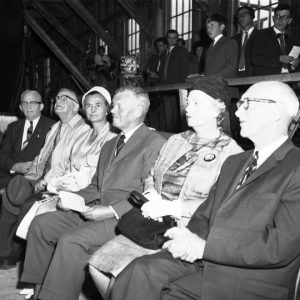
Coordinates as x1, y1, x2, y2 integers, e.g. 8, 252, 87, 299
20, 101, 42, 107
237, 97, 276, 110
55, 95, 78, 104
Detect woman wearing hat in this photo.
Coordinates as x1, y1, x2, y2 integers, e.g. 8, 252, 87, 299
46, 86, 117, 192
88, 76, 243, 298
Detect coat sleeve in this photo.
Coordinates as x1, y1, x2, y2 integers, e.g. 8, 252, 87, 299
0, 123, 19, 172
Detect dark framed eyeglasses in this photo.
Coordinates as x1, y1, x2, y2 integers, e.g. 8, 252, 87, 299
20, 101, 42, 107
55, 95, 78, 104
237, 97, 276, 110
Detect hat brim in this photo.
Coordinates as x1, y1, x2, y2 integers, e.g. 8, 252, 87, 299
2, 188, 20, 215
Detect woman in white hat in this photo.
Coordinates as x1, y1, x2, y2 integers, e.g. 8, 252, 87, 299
47, 86, 117, 192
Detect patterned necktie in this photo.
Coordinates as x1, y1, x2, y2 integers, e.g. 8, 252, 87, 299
236, 151, 259, 190
115, 135, 125, 156
22, 121, 33, 149
238, 31, 248, 70
277, 33, 288, 69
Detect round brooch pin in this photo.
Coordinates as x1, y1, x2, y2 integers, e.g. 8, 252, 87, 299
204, 154, 216, 161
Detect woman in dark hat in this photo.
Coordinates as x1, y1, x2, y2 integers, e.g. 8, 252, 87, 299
88, 76, 243, 298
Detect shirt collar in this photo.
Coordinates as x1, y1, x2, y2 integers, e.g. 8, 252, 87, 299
244, 26, 254, 35
213, 34, 223, 45
273, 26, 284, 35
255, 135, 288, 167
122, 123, 143, 143
25, 116, 40, 128
63, 114, 82, 129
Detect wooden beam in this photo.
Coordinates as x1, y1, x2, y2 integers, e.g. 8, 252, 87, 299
31, 0, 85, 53
24, 11, 90, 90
65, 0, 122, 58
115, 0, 153, 38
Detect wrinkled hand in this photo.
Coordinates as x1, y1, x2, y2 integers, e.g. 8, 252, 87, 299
141, 199, 181, 220
34, 179, 47, 193
81, 205, 114, 221
279, 55, 294, 64
11, 161, 32, 174
163, 227, 206, 263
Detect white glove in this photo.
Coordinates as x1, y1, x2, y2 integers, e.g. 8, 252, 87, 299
143, 189, 163, 202
141, 199, 181, 220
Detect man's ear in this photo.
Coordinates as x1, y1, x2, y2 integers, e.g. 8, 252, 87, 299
40, 103, 44, 112
288, 17, 293, 25
220, 24, 225, 31
19, 105, 24, 114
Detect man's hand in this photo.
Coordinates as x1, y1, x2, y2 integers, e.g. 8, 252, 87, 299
291, 57, 299, 67
279, 55, 294, 64
81, 205, 114, 221
34, 179, 47, 193
162, 227, 206, 263
11, 161, 32, 174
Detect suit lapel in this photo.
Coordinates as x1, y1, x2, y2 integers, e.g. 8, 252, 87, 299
17, 119, 25, 151
109, 124, 148, 167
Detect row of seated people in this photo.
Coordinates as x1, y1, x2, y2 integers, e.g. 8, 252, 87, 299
0, 75, 300, 299
146, 4, 300, 88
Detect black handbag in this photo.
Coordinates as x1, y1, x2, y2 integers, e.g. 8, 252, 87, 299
117, 191, 177, 250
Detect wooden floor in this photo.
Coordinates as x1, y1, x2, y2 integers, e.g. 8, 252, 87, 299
0, 263, 26, 300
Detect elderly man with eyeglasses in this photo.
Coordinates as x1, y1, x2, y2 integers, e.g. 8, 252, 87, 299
252, 4, 299, 75
111, 81, 300, 300
0, 88, 90, 270
0, 90, 55, 269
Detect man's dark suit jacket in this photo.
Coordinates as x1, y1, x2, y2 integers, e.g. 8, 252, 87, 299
233, 28, 258, 77
77, 124, 166, 217
204, 36, 239, 79
0, 116, 54, 189
187, 140, 300, 300
159, 45, 189, 84
251, 27, 293, 75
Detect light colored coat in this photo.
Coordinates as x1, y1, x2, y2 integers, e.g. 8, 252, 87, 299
144, 130, 243, 225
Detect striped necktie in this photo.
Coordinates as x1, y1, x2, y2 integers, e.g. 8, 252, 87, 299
236, 151, 259, 190
22, 121, 33, 149
115, 135, 125, 156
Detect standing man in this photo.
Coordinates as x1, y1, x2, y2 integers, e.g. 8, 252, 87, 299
111, 81, 300, 300
0, 90, 54, 190
233, 6, 258, 77
204, 14, 238, 79
158, 29, 189, 132
252, 4, 299, 75
145, 37, 167, 86
0, 88, 89, 269
20, 86, 165, 300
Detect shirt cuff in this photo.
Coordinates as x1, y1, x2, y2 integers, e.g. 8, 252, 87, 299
109, 206, 119, 219
10, 170, 15, 174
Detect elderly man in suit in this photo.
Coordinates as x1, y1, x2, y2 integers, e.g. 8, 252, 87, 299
0, 90, 54, 190
204, 14, 238, 79
0, 88, 89, 270
0, 90, 54, 269
111, 81, 300, 300
233, 6, 258, 77
20, 85, 165, 300
252, 4, 299, 75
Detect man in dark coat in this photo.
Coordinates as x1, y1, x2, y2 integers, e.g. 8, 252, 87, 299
0, 90, 54, 190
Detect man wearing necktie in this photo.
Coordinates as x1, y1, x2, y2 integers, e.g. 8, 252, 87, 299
0, 90, 54, 191
20, 86, 165, 300
111, 81, 300, 300
0, 88, 89, 269
252, 4, 299, 75
233, 6, 258, 77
